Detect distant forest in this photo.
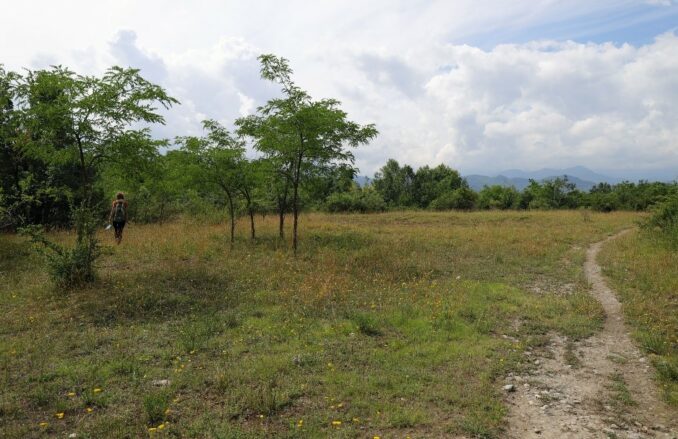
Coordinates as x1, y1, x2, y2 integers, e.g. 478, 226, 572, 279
2, 61, 677, 234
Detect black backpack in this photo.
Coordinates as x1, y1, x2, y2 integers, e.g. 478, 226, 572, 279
113, 201, 126, 222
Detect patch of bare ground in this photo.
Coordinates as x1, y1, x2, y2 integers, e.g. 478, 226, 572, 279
505, 230, 677, 439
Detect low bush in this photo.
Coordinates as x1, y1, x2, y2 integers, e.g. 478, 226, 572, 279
430, 187, 477, 210
324, 189, 386, 213
21, 205, 101, 288
643, 193, 678, 247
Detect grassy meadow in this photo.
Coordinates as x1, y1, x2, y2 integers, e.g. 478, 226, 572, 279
0, 211, 639, 438
598, 229, 678, 406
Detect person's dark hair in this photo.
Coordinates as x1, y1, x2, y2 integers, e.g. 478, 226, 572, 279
116, 192, 125, 200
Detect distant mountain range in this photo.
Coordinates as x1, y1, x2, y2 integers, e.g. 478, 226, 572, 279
499, 166, 617, 184
356, 166, 675, 191
467, 176, 596, 192
465, 166, 619, 191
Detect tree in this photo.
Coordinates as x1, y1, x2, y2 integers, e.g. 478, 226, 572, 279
520, 177, 576, 209
178, 120, 246, 244
237, 54, 377, 253
16, 65, 178, 286
235, 157, 264, 240
430, 187, 477, 210
19, 66, 178, 203
0, 65, 22, 228
413, 164, 465, 208
372, 159, 415, 207
478, 185, 520, 210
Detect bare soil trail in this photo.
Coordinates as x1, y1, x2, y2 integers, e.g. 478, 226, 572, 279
505, 230, 677, 438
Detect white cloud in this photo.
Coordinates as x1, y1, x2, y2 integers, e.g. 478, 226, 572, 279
1, 1, 677, 177
420, 34, 678, 174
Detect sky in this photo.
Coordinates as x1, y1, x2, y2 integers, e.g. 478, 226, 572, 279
1, 0, 678, 179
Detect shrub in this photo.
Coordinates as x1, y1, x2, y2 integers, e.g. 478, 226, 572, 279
643, 192, 678, 247
588, 191, 620, 212
324, 189, 386, 213
143, 390, 170, 425
477, 185, 519, 210
430, 187, 477, 210
350, 311, 382, 336
21, 205, 101, 288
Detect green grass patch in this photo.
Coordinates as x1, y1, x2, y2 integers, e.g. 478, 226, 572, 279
598, 229, 678, 406
0, 211, 639, 437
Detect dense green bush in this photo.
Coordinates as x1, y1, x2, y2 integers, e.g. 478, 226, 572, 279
430, 187, 477, 210
324, 189, 386, 213
477, 185, 520, 209
588, 191, 620, 212
643, 193, 678, 247
126, 186, 179, 224
22, 205, 101, 288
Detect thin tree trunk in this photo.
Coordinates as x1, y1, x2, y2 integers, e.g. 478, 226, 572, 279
292, 157, 302, 255
292, 184, 299, 255
278, 205, 285, 239
76, 135, 89, 204
249, 208, 255, 240
241, 190, 255, 240
277, 177, 290, 240
226, 191, 235, 244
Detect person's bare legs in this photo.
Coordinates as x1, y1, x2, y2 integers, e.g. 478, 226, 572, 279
114, 223, 124, 245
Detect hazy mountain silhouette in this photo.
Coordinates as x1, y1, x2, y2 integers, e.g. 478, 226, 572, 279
498, 166, 617, 183
357, 166, 674, 191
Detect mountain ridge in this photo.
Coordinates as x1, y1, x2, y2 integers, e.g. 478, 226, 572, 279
356, 166, 675, 190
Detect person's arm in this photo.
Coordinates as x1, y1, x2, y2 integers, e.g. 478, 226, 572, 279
108, 202, 114, 223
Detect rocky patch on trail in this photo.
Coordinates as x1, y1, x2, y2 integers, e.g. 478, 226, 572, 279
505, 231, 677, 439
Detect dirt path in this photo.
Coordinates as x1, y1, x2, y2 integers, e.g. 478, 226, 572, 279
505, 230, 677, 439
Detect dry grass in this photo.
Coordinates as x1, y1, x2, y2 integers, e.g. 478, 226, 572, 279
598, 229, 678, 406
0, 210, 638, 438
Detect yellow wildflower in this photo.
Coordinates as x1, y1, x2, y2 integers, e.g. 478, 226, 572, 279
157, 423, 165, 430
55, 412, 65, 419
39, 422, 49, 427
93, 388, 102, 393
331, 420, 342, 426
86, 407, 94, 413
148, 427, 157, 433
67, 392, 76, 397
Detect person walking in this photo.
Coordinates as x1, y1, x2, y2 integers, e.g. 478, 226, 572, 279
109, 192, 128, 245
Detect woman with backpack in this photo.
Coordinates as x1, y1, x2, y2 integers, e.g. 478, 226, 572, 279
109, 192, 128, 245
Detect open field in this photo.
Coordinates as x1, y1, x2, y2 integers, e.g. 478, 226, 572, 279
598, 229, 678, 406
0, 211, 642, 438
